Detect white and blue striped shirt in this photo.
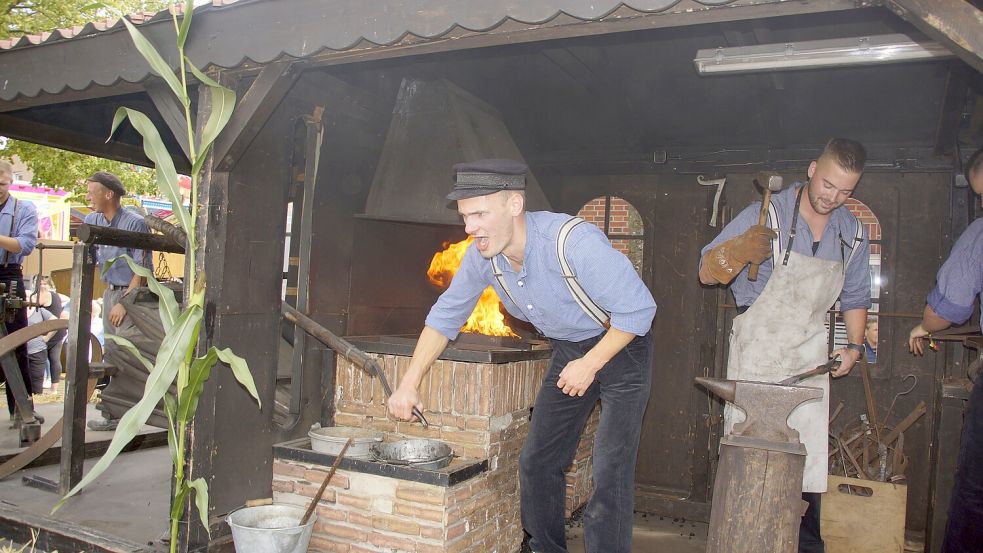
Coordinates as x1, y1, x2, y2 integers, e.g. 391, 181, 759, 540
426, 211, 657, 342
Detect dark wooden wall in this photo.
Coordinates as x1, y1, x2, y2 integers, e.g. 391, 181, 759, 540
553, 169, 961, 532
189, 86, 296, 545
554, 174, 720, 516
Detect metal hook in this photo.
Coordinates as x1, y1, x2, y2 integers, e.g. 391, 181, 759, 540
883, 374, 917, 428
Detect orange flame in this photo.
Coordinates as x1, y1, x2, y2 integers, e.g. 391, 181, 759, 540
427, 237, 518, 337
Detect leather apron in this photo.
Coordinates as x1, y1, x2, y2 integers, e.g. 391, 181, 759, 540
723, 190, 855, 493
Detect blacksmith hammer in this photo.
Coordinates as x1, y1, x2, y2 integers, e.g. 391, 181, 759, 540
747, 172, 784, 281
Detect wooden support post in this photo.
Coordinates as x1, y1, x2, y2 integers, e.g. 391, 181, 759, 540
59, 243, 95, 495
286, 109, 323, 424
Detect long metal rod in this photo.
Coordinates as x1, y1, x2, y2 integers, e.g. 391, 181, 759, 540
281, 303, 428, 427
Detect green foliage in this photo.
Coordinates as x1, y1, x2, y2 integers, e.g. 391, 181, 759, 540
0, 0, 169, 40
1, 139, 158, 201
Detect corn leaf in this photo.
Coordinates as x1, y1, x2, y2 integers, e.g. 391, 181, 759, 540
176, 1, 194, 50
171, 481, 188, 520
187, 478, 210, 536
163, 393, 179, 467
104, 254, 179, 333
215, 348, 260, 408
120, 17, 185, 104
186, 60, 235, 174
54, 304, 203, 513
108, 108, 191, 233
177, 348, 217, 423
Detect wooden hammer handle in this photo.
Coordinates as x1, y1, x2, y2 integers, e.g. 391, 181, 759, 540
747, 189, 772, 281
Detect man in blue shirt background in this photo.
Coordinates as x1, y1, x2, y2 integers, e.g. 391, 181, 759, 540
0, 159, 39, 427
83, 171, 152, 431
388, 159, 656, 553
909, 147, 983, 553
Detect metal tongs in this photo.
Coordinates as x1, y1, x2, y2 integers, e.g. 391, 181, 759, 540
282, 303, 429, 427
779, 355, 841, 386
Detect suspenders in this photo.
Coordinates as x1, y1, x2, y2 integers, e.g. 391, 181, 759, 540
768, 191, 865, 271
490, 217, 611, 329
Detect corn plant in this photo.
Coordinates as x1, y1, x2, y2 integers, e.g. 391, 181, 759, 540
52, 3, 260, 552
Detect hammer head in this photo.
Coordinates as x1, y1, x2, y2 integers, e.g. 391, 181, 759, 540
754, 171, 784, 193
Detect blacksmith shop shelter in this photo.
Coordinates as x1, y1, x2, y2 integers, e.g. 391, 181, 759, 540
1, 0, 982, 551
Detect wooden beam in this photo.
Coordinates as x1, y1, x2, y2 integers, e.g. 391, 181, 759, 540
145, 78, 193, 161
934, 63, 970, 157
213, 60, 303, 171
77, 223, 187, 254
297, 70, 389, 126
0, 81, 147, 114
0, 112, 191, 173
541, 46, 643, 152
886, 0, 983, 74
60, 243, 94, 495
0, 113, 146, 166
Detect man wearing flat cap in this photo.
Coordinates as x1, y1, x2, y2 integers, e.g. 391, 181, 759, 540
389, 159, 657, 553
84, 171, 152, 431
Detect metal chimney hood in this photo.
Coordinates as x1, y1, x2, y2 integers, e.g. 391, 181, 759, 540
361, 78, 551, 226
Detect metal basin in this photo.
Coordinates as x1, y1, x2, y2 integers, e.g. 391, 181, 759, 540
371, 439, 454, 470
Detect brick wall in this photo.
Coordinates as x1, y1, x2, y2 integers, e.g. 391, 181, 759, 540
272, 353, 598, 552
845, 198, 881, 255
577, 197, 644, 274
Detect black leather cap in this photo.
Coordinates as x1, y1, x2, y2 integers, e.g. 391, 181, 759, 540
446, 159, 527, 201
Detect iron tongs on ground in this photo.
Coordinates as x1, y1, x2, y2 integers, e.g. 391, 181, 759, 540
779, 356, 841, 386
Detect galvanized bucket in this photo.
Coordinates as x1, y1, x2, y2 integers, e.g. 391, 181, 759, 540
226, 504, 316, 553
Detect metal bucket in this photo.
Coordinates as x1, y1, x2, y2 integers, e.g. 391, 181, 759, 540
226, 504, 315, 553
371, 438, 454, 470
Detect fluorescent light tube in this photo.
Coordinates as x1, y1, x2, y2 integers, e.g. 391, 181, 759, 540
694, 33, 953, 75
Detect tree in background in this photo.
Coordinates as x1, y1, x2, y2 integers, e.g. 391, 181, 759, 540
3, 140, 158, 201
1, 0, 168, 39
0, 0, 168, 199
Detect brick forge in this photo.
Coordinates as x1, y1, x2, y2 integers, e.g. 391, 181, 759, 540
272, 342, 600, 552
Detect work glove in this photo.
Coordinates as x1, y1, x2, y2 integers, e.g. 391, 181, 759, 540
703, 225, 777, 284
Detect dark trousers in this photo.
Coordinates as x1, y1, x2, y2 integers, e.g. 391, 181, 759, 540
27, 350, 47, 395
520, 332, 652, 553
942, 376, 983, 553
800, 492, 824, 553
0, 271, 29, 415
46, 338, 64, 385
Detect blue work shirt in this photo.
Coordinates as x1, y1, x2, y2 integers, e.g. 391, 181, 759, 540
84, 207, 153, 286
425, 211, 657, 342
700, 183, 871, 311
927, 218, 983, 324
0, 196, 38, 265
